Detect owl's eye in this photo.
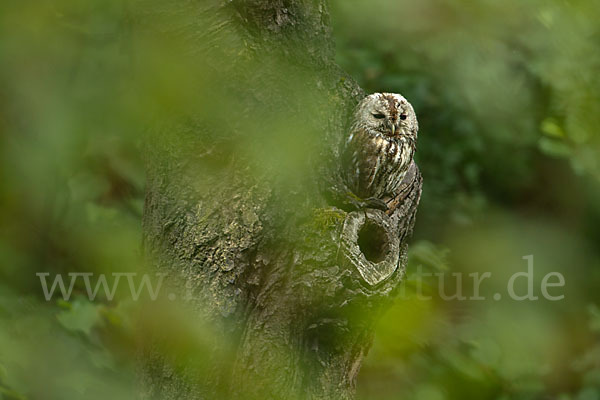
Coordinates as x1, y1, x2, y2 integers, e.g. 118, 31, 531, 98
400, 114, 407, 120
372, 113, 385, 119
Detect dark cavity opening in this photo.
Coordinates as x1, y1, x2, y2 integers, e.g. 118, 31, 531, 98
357, 221, 389, 263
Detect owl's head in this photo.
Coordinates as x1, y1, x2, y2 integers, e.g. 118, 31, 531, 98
354, 93, 418, 139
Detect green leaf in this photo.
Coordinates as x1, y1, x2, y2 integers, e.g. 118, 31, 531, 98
538, 137, 572, 158
409, 241, 451, 271
56, 299, 103, 336
541, 118, 565, 138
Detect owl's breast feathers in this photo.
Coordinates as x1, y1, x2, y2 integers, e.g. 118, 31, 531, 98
345, 129, 416, 200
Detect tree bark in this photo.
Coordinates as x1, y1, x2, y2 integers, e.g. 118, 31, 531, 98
139, 1, 422, 399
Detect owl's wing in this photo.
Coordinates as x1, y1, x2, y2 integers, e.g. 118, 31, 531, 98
319, 139, 386, 212
385, 161, 421, 214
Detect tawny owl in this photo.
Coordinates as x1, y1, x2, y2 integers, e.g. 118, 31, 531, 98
343, 93, 418, 208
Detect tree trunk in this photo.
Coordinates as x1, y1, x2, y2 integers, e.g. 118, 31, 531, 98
139, 1, 422, 399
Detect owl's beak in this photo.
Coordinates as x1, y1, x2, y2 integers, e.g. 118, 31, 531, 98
391, 124, 396, 135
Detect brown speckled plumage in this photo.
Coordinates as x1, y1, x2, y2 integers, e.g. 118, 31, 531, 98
343, 93, 418, 203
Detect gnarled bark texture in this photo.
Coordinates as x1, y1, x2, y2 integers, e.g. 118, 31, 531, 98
140, 1, 422, 399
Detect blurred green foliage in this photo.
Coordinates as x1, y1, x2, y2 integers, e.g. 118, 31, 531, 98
331, 0, 600, 399
0, 0, 599, 399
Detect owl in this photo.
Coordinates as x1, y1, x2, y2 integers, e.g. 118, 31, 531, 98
343, 93, 418, 208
